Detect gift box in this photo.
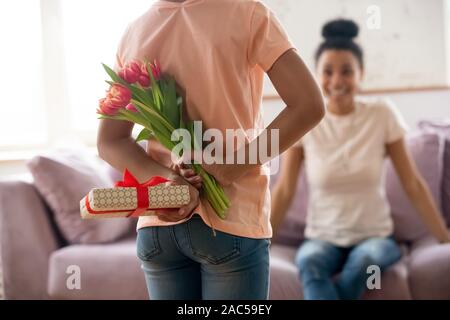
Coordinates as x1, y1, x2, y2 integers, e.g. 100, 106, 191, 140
80, 169, 190, 219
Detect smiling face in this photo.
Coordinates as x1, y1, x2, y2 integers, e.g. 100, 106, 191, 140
316, 50, 363, 110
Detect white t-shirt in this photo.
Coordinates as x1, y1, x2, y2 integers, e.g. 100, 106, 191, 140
295, 98, 408, 247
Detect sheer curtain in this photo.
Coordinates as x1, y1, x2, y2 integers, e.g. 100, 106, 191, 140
0, 0, 46, 149
0, 0, 154, 152
61, 0, 155, 136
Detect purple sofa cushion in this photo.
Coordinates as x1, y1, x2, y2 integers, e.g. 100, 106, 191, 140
270, 159, 308, 247
417, 121, 450, 226
27, 149, 134, 244
0, 181, 60, 299
386, 132, 445, 242
47, 238, 148, 299
408, 232, 450, 299
269, 244, 303, 299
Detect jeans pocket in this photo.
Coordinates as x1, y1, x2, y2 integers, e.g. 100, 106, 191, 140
136, 227, 162, 261
187, 216, 241, 265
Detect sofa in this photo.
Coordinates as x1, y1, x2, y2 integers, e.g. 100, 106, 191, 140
1, 121, 449, 300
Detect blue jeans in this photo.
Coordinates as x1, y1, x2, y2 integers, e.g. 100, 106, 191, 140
136, 215, 270, 300
295, 237, 402, 300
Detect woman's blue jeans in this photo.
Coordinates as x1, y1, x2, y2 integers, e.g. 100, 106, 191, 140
295, 237, 402, 300
136, 215, 271, 300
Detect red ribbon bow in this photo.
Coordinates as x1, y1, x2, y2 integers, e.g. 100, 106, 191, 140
114, 169, 171, 217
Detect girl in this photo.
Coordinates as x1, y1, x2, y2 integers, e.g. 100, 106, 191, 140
97, 0, 324, 300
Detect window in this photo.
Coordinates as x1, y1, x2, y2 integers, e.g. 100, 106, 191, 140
61, 0, 155, 134
0, 0, 46, 149
0, 0, 154, 153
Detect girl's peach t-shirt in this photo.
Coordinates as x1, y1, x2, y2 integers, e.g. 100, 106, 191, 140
115, 0, 295, 238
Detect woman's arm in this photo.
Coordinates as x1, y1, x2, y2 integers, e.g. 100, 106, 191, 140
386, 138, 450, 243
271, 146, 304, 235
97, 118, 199, 222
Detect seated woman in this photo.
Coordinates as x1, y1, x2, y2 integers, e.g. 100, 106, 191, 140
270, 19, 450, 300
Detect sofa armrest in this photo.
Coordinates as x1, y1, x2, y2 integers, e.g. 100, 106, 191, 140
407, 233, 450, 299
0, 181, 60, 299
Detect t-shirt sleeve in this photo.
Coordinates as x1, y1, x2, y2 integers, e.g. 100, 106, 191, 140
114, 52, 124, 73
383, 100, 409, 144
247, 1, 296, 72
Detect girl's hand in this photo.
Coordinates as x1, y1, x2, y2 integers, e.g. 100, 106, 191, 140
170, 162, 203, 189
173, 150, 235, 187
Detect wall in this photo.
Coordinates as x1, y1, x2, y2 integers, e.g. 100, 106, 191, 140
262, 89, 450, 128
263, 0, 449, 94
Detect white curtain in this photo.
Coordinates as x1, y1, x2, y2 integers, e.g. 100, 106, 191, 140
61, 0, 154, 134
0, 0, 154, 150
0, 0, 46, 148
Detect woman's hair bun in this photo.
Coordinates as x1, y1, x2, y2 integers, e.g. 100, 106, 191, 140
322, 19, 359, 40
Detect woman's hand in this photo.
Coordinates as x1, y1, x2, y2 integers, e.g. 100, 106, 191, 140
170, 163, 203, 189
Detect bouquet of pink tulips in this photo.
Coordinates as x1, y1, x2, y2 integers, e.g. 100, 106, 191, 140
97, 60, 230, 219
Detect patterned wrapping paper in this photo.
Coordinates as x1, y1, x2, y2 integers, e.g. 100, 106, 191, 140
80, 184, 190, 219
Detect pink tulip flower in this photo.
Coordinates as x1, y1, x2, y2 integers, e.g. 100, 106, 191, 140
137, 74, 150, 87
118, 61, 142, 84
109, 84, 132, 107
126, 103, 138, 112
150, 60, 162, 81
97, 97, 119, 115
